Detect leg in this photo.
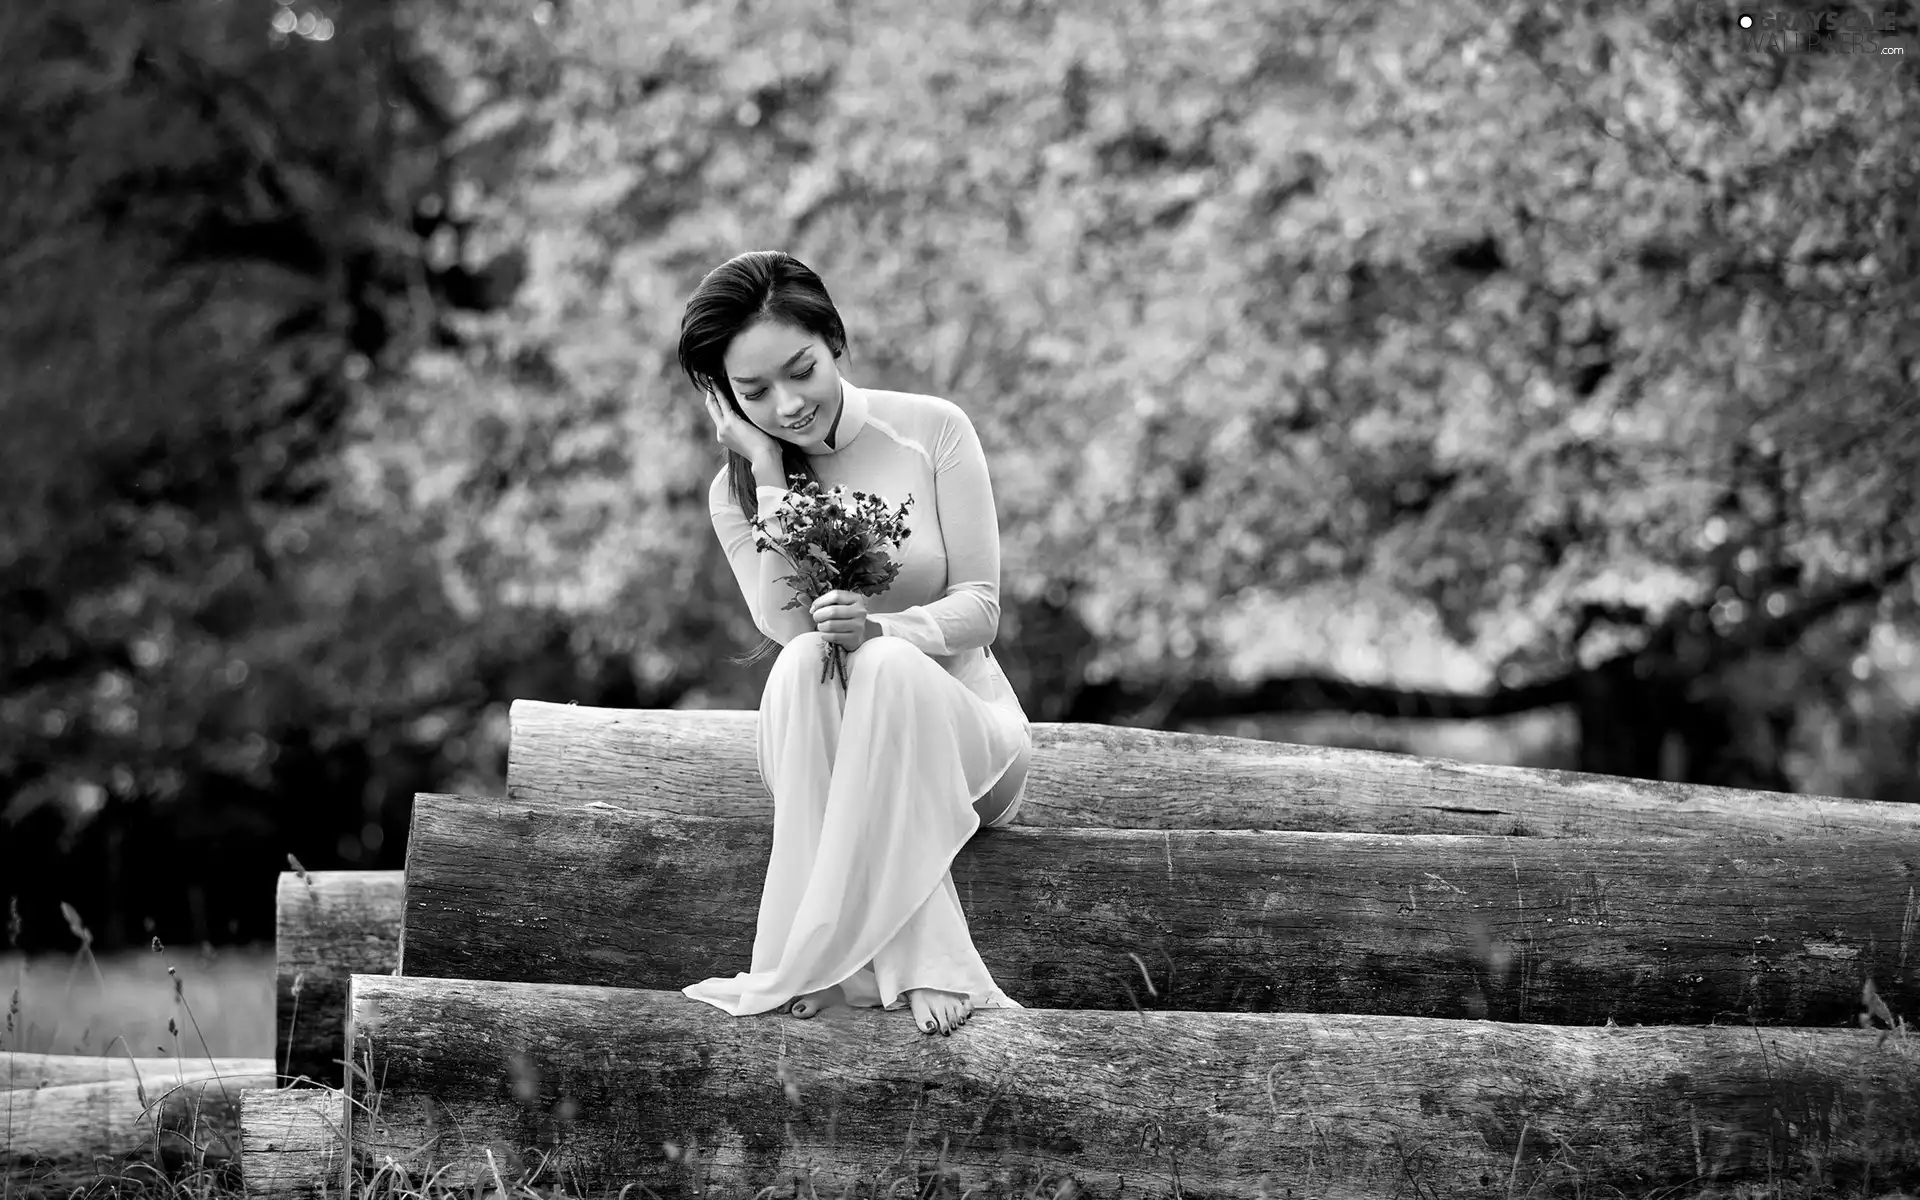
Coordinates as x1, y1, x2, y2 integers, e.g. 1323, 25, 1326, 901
973, 740, 1032, 829
682, 634, 1029, 1021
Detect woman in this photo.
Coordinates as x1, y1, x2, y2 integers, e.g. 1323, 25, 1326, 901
676, 250, 1031, 1037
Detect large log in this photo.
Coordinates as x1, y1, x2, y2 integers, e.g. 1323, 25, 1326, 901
3, 1054, 274, 1089
507, 700, 1920, 839
398, 790, 1915, 1026
239, 1087, 345, 1200
275, 869, 402, 1088
345, 973, 1920, 1199
2, 1062, 277, 1165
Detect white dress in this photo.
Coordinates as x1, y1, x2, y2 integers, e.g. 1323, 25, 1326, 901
681, 378, 1032, 1017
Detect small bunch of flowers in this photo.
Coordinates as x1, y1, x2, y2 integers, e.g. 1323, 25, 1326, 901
751, 477, 914, 687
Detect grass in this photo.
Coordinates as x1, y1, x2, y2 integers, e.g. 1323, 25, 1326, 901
1, 945, 273, 1062
3, 906, 272, 1200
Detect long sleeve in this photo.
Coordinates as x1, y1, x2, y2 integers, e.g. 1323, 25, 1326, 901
709, 474, 816, 646
866, 404, 1002, 657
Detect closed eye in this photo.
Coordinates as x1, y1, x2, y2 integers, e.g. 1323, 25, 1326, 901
740, 364, 813, 402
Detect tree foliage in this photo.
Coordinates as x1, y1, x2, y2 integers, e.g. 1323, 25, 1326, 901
382, 0, 1920, 774
3, 0, 1917, 946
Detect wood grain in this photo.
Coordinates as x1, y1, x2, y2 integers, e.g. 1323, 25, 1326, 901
2, 1054, 274, 1090
238, 1086, 346, 1200
398, 790, 1917, 1026
345, 973, 1920, 1199
2, 1064, 277, 1164
507, 700, 1920, 839
274, 870, 402, 1088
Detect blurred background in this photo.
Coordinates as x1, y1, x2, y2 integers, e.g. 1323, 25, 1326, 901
2, 0, 1916, 1002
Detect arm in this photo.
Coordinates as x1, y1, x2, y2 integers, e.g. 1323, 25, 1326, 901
709, 466, 817, 647
866, 404, 1002, 656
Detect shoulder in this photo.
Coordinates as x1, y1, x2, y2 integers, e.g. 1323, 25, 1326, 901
708, 466, 739, 516
863, 387, 976, 437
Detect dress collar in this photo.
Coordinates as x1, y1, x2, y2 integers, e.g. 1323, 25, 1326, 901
810, 375, 870, 457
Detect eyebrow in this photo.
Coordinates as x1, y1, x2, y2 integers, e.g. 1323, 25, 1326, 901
729, 347, 813, 384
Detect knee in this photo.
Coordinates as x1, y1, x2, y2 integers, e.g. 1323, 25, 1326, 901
847, 634, 924, 679
770, 631, 834, 676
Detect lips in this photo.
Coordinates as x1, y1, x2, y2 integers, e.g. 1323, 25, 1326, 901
785, 410, 817, 431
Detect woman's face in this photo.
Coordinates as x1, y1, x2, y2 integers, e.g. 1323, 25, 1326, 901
721, 318, 844, 450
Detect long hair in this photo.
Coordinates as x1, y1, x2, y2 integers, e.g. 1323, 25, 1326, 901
677, 250, 849, 524
678, 250, 851, 664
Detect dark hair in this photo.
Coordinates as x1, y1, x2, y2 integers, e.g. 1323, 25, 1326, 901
677, 250, 849, 523
678, 250, 850, 665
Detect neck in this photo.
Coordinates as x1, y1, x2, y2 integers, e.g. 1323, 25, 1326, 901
824, 388, 846, 448
808, 377, 869, 456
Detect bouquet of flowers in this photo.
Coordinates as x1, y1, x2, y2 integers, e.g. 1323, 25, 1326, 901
751, 478, 914, 688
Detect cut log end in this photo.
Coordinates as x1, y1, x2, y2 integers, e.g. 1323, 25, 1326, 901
276, 869, 404, 1089
239, 1086, 347, 1200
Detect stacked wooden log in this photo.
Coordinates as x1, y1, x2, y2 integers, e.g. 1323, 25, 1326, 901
4, 1054, 276, 1168
241, 699, 1920, 1198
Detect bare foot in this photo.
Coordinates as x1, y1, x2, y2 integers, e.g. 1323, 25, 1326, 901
788, 983, 844, 1019
905, 987, 973, 1036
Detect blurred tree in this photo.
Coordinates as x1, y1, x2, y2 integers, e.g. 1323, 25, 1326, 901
379, 0, 1917, 792
0, 0, 668, 949
4, 0, 1916, 946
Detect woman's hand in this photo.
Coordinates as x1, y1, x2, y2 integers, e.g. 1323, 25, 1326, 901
811, 590, 879, 650
702, 386, 786, 470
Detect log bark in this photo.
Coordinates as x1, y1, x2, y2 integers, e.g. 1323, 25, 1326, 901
275, 869, 402, 1088
506, 700, 1920, 840
239, 1087, 346, 1200
2, 1063, 277, 1165
345, 973, 1920, 1199
2, 1054, 274, 1090
399, 791, 1917, 1026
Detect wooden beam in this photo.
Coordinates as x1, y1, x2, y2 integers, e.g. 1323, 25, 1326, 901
2, 1062, 277, 1164
275, 869, 402, 1088
507, 700, 1920, 839
399, 791, 1914, 1025
239, 1087, 345, 1200
345, 973, 1920, 1199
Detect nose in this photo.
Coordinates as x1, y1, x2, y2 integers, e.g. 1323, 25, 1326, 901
774, 387, 807, 418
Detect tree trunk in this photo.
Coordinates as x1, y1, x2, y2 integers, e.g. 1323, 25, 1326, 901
506, 701, 1920, 840
275, 869, 402, 1088
239, 1086, 345, 1200
1, 1065, 277, 1165
398, 791, 1915, 1025
344, 974, 1920, 1199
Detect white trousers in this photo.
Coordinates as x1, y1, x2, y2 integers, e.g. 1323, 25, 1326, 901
682, 632, 1031, 1016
